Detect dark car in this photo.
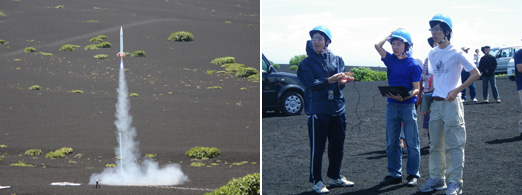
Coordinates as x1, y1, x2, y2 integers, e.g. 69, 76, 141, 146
262, 54, 304, 116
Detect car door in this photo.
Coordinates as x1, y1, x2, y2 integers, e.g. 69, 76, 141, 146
262, 55, 278, 109
496, 47, 513, 73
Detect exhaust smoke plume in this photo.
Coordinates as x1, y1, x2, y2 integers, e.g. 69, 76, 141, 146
89, 61, 188, 185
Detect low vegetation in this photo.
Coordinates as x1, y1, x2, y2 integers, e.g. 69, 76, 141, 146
69, 90, 84, 93
89, 35, 108, 42
204, 173, 260, 195
45, 147, 73, 159
144, 153, 157, 158
106, 163, 116, 168
24, 47, 36, 53
24, 149, 43, 156
10, 161, 36, 167
131, 50, 146, 57
59, 44, 80, 51
96, 42, 111, 48
40, 52, 53, 56
350, 67, 387, 81
93, 54, 109, 59
168, 31, 194, 42
185, 146, 221, 159
0, 39, 6, 44
210, 57, 260, 82
130, 93, 139, 97
28, 85, 41, 90
211, 57, 235, 66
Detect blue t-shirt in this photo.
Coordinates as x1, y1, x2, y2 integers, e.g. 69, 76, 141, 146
382, 52, 422, 103
514, 49, 522, 90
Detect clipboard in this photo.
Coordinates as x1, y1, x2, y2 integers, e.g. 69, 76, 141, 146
378, 86, 411, 98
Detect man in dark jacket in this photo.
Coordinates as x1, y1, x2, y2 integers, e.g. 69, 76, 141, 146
297, 25, 354, 194
479, 46, 500, 103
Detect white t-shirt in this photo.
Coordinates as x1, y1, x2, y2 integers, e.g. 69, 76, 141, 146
428, 44, 476, 99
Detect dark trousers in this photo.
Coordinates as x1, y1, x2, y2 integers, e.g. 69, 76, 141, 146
308, 114, 346, 183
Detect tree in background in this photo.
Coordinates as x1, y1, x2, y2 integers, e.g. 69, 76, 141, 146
289, 54, 307, 71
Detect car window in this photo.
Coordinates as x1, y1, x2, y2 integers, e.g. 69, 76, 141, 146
262, 57, 268, 73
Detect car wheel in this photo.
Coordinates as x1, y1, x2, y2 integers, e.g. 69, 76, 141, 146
279, 91, 303, 116
509, 76, 515, 81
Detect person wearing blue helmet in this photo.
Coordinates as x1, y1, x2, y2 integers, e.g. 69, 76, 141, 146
419, 13, 480, 195
375, 28, 422, 187
297, 25, 355, 194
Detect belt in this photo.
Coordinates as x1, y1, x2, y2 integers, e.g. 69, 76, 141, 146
433, 97, 445, 101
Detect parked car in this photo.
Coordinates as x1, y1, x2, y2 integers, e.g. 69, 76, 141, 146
262, 54, 304, 116
506, 47, 522, 81
493, 45, 522, 74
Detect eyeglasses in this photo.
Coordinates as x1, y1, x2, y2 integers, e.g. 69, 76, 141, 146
429, 28, 443, 33
311, 37, 325, 42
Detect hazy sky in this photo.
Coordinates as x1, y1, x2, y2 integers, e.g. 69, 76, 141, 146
262, 0, 522, 67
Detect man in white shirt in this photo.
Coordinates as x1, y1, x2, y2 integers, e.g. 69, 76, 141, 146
419, 13, 480, 195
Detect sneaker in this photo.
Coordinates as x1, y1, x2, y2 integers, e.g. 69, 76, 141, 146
484, 99, 489, 103
379, 176, 401, 185
496, 98, 501, 103
472, 98, 478, 102
312, 181, 329, 194
405, 175, 418, 187
445, 182, 462, 195
419, 178, 447, 192
329, 176, 354, 187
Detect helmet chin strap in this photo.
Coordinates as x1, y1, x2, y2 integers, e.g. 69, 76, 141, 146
438, 34, 447, 44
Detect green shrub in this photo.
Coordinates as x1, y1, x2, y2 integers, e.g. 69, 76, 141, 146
145, 153, 157, 158
289, 54, 307, 66
24, 149, 43, 156
96, 42, 111, 48
130, 93, 139, 97
206, 70, 217, 74
106, 163, 116, 168
350, 67, 387, 81
28, 85, 41, 90
24, 47, 36, 53
93, 54, 109, 59
70, 90, 84, 93
222, 63, 245, 73
131, 50, 146, 57
10, 161, 36, 167
45, 147, 73, 159
247, 74, 260, 82
289, 65, 299, 71
0, 39, 5, 44
211, 57, 235, 66
190, 162, 206, 167
40, 52, 53, 56
185, 147, 221, 159
89, 37, 103, 42
204, 173, 260, 195
235, 67, 258, 78
55, 5, 64, 9
59, 44, 80, 51
168, 31, 194, 42
84, 44, 99, 50
0, 144, 7, 148
269, 60, 280, 69
207, 86, 223, 89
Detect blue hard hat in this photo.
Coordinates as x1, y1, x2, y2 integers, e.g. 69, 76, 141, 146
429, 13, 453, 32
388, 28, 412, 46
309, 25, 332, 42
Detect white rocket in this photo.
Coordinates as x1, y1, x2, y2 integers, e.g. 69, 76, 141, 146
117, 26, 124, 69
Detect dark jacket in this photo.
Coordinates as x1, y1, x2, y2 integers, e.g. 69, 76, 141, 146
479, 54, 497, 77
297, 41, 346, 116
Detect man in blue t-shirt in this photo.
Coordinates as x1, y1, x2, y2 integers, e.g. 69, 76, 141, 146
375, 28, 422, 187
514, 47, 522, 137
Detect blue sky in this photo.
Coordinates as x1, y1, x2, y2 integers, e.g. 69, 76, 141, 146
262, 0, 522, 67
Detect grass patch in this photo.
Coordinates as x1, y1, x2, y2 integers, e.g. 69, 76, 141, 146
0, 39, 6, 44
207, 86, 222, 89
59, 44, 80, 51
0, 144, 7, 148
106, 163, 116, 168
130, 93, 139, 97
28, 85, 41, 90
185, 147, 221, 159
24, 149, 43, 156
24, 47, 35, 53
86, 20, 99, 23
93, 54, 109, 59
96, 42, 111, 48
145, 153, 157, 158
69, 90, 84, 93
210, 57, 235, 66
168, 31, 194, 42
55, 5, 64, 9
10, 161, 36, 167
235, 67, 258, 78
224, 21, 232, 24
204, 173, 260, 195
206, 70, 217, 74
45, 147, 73, 159
131, 50, 146, 57
89, 35, 107, 42
0, 11, 6, 17
190, 162, 206, 167
40, 52, 53, 56
84, 44, 99, 50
